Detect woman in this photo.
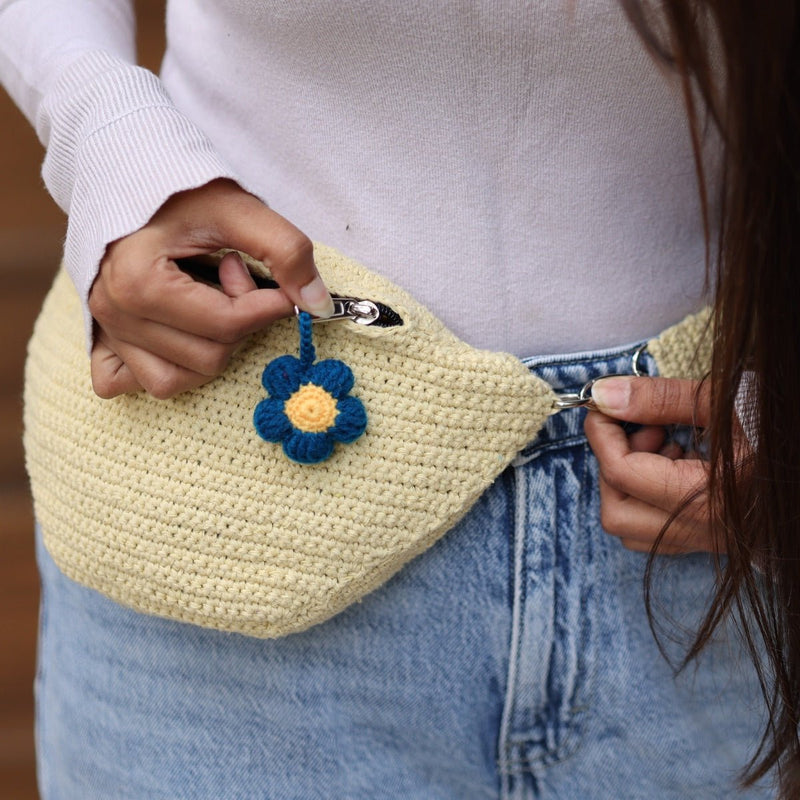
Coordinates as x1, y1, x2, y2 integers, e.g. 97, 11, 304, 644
594, 4, 800, 794
1, 0, 796, 796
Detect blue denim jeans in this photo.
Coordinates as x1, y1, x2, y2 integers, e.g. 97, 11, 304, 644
35, 344, 772, 799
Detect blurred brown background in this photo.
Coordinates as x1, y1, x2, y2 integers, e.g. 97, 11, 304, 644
0, 4, 165, 797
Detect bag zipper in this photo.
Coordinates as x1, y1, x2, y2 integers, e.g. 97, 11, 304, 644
177, 256, 403, 328
303, 297, 402, 327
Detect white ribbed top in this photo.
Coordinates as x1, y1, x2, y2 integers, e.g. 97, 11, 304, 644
0, 0, 713, 355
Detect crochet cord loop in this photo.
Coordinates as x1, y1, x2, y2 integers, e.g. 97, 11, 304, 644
298, 311, 315, 368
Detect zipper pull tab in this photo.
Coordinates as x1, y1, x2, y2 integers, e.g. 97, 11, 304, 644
295, 296, 381, 325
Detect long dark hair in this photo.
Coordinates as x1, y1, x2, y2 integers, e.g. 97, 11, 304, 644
620, 1, 800, 795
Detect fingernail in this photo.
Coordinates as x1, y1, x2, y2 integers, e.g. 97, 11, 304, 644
591, 376, 632, 413
299, 275, 335, 318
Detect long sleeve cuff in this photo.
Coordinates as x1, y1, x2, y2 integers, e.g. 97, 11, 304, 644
37, 49, 245, 350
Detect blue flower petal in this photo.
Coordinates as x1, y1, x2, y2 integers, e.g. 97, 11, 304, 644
253, 398, 292, 442
307, 359, 355, 398
330, 396, 368, 443
261, 355, 305, 399
282, 430, 334, 464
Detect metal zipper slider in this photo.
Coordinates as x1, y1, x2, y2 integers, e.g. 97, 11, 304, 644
295, 296, 381, 325
175, 256, 402, 327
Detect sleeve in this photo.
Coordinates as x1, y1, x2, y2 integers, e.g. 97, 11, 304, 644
0, 0, 246, 349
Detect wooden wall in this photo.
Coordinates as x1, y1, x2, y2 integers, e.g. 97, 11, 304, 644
0, 4, 165, 797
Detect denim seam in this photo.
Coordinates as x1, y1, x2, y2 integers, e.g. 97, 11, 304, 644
502, 442, 604, 788
497, 464, 530, 793
512, 433, 588, 467
531, 442, 596, 770
521, 341, 649, 372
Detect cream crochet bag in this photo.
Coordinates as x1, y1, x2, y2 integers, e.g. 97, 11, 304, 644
24, 244, 711, 638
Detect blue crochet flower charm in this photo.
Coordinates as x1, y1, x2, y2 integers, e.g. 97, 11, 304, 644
253, 312, 367, 464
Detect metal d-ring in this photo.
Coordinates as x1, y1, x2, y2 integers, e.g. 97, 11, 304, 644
631, 343, 649, 377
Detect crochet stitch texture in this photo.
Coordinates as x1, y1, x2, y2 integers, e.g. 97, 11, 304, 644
24, 244, 711, 638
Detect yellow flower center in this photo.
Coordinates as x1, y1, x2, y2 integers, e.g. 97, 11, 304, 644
284, 384, 339, 433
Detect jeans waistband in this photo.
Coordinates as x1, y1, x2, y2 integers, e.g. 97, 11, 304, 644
515, 340, 658, 461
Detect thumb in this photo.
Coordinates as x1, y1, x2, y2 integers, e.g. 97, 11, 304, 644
217, 251, 260, 298
154, 179, 335, 317
590, 376, 710, 427
204, 183, 334, 317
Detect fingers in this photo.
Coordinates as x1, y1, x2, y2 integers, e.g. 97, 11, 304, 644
91, 251, 294, 343
598, 473, 717, 554
585, 406, 717, 555
626, 425, 684, 459
89, 252, 261, 398
585, 411, 707, 513
627, 424, 666, 454
591, 376, 710, 428
613, 539, 693, 556
101, 317, 239, 377
213, 189, 335, 317
149, 179, 334, 318
217, 250, 259, 297
90, 336, 142, 398
87, 180, 328, 400
93, 252, 274, 380
91, 329, 215, 399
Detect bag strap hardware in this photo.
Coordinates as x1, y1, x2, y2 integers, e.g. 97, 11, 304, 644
552, 343, 650, 410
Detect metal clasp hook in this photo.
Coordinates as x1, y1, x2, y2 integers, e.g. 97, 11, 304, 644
551, 343, 649, 411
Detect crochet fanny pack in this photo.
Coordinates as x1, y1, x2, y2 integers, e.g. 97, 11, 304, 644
24, 244, 711, 638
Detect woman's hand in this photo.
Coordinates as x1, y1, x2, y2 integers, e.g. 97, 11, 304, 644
584, 376, 719, 555
88, 179, 334, 399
